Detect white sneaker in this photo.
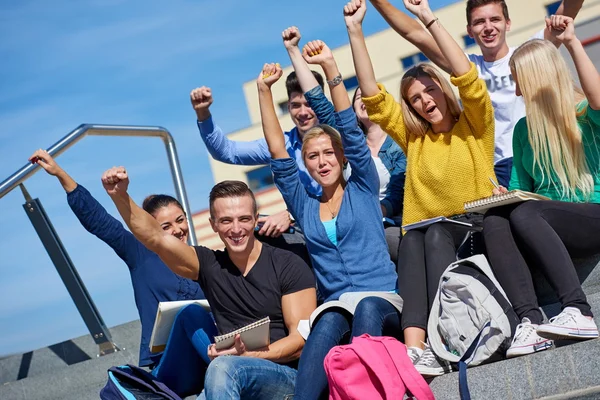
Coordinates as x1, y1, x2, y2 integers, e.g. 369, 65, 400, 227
406, 346, 423, 365
506, 318, 553, 358
537, 307, 599, 340
414, 343, 452, 376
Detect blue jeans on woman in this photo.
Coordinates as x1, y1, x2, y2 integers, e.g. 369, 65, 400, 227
293, 296, 402, 400
152, 304, 218, 397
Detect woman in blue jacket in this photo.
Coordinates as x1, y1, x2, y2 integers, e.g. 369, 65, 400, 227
258, 25, 403, 400
29, 150, 214, 397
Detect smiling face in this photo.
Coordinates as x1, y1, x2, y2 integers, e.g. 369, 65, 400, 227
405, 76, 448, 125
153, 204, 189, 243
467, 3, 511, 58
352, 88, 369, 125
303, 133, 345, 188
288, 92, 318, 136
209, 195, 257, 255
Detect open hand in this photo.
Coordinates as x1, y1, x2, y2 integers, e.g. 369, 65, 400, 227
257, 63, 283, 89
207, 334, 247, 360
344, 0, 367, 28
282, 26, 301, 50
190, 86, 213, 121
101, 166, 129, 196
29, 149, 63, 176
257, 210, 291, 238
302, 40, 334, 66
546, 15, 576, 44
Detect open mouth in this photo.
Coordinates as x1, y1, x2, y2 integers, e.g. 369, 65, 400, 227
425, 104, 438, 115
229, 235, 246, 246
482, 34, 497, 43
319, 169, 331, 177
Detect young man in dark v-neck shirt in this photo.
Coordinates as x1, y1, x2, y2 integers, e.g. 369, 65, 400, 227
104, 171, 317, 399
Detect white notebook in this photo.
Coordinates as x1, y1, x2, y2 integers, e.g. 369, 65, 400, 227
149, 299, 211, 353
402, 216, 473, 231
214, 317, 271, 351
464, 190, 550, 213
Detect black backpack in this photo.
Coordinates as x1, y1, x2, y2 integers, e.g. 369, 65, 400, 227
100, 364, 182, 400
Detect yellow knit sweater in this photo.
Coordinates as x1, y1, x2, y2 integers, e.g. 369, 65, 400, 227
362, 63, 496, 227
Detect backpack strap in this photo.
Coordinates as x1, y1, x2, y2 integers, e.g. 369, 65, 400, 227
457, 321, 490, 400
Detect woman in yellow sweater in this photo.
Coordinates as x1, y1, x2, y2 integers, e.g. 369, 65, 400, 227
346, 0, 495, 376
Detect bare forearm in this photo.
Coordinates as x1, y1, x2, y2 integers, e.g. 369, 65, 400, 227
258, 87, 289, 159
55, 169, 78, 193
420, 11, 470, 76
109, 192, 164, 250
348, 25, 380, 98
556, 0, 585, 19
321, 60, 351, 112
288, 47, 320, 92
566, 38, 600, 108
244, 333, 304, 363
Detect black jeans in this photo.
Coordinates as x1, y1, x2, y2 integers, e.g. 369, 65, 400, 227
483, 201, 598, 324
398, 215, 482, 330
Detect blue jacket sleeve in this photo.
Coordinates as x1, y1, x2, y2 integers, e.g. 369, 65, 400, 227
380, 144, 406, 217
271, 158, 310, 228
335, 107, 379, 195
67, 185, 145, 270
304, 86, 337, 128
197, 116, 273, 165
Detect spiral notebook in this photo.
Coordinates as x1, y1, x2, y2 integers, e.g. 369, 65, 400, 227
214, 317, 271, 351
464, 190, 550, 213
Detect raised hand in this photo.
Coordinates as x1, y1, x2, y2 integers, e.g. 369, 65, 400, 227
344, 0, 367, 28
282, 26, 301, 50
256, 63, 283, 90
190, 86, 213, 121
403, 0, 432, 20
546, 15, 576, 45
101, 166, 129, 197
302, 40, 334, 66
29, 149, 62, 176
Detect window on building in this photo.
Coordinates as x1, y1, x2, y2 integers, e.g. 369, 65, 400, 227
278, 100, 288, 115
246, 166, 275, 191
401, 52, 428, 70
343, 75, 359, 91
545, 1, 560, 16
463, 34, 476, 48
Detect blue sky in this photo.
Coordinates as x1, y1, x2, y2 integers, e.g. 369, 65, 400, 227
0, 0, 454, 357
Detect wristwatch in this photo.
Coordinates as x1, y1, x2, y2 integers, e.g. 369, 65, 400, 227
327, 74, 343, 87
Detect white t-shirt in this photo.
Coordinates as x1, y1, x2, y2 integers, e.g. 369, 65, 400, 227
343, 156, 390, 201
467, 30, 544, 163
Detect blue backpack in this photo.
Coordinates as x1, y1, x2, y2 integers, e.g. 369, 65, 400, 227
100, 364, 182, 400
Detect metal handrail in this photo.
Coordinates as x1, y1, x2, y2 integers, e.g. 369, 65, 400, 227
0, 123, 197, 245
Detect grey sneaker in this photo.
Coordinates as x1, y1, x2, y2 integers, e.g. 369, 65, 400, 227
414, 343, 452, 376
406, 346, 423, 365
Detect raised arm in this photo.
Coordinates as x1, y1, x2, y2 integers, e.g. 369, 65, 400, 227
555, 0, 585, 20
191, 87, 272, 165
303, 40, 350, 112
345, 0, 380, 98
102, 167, 200, 280
369, 0, 450, 73
548, 15, 600, 109
29, 149, 77, 193
404, 0, 470, 77
257, 63, 289, 160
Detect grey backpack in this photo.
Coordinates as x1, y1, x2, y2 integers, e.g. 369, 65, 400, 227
428, 255, 519, 399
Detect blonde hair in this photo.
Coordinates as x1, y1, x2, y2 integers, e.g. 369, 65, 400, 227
400, 63, 462, 137
510, 39, 593, 200
301, 124, 344, 160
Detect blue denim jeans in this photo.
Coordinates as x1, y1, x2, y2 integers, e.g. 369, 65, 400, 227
494, 157, 513, 188
152, 304, 218, 397
197, 355, 297, 400
294, 296, 402, 400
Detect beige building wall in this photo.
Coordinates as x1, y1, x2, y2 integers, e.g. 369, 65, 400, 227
196, 0, 600, 249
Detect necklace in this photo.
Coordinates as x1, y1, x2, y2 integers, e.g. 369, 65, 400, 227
323, 191, 343, 218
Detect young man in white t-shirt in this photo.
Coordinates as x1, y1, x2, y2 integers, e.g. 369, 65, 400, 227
368, 0, 584, 186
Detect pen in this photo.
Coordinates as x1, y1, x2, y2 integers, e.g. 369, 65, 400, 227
489, 176, 500, 190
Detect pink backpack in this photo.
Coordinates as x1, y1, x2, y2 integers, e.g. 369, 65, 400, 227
324, 334, 435, 400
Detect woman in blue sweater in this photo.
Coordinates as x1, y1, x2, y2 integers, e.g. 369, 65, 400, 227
259, 27, 402, 400
29, 150, 214, 397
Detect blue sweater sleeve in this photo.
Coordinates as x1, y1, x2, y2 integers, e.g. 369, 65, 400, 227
380, 143, 406, 217
67, 185, 145, 270
197, 116, 272, 165
304, 86, 337, 128
271, 158, 310, 227
335, 107, 380, 195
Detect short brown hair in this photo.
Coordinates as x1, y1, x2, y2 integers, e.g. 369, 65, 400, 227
209, 180, 257, 219
466, 0, 509, 25
142, 194, 183, 217
286, 71, 324, 98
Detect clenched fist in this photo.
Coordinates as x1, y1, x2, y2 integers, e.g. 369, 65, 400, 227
190, 86, 213, 121
257, 63, 283, 90
282, 26, 301, 50
101, 166, 129, 197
